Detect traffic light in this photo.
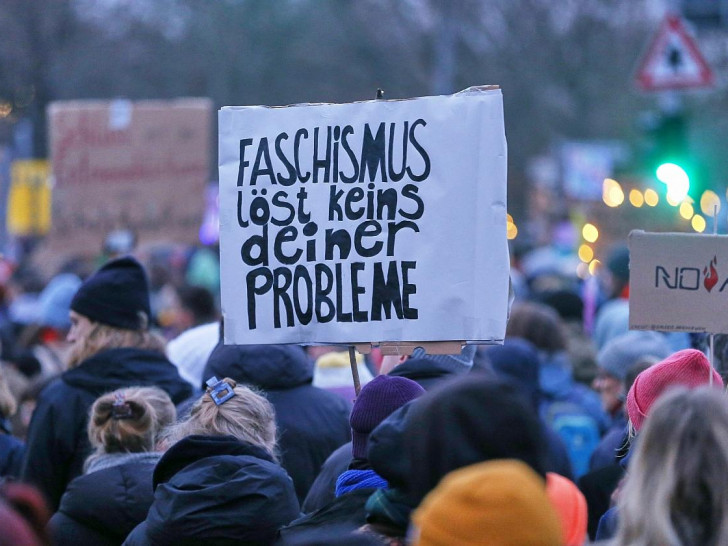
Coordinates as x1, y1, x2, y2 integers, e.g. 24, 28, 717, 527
655, 162, 689, 202
649, 112, 697, 202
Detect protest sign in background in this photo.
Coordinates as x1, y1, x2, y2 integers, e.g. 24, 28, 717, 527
630, 230, 728, 334
219, 87, 509, 346
35, 98, 212, 275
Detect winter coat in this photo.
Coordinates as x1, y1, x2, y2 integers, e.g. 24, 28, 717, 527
386, 355, 469, 391
50, 452, 161, 546
276, 488, 374, 545
0, 431, 24, 478
203, 344, 351, 502
123, 435, 300, 546
21, 348, 193, 509
301, 443, 352, 513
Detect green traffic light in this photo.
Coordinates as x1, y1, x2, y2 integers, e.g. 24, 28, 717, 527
656, 162, 690, 203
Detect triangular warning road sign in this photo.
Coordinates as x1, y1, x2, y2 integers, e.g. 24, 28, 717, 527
636, 14, 714, 91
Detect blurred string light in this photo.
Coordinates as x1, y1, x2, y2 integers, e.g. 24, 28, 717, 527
692, 214, 706, 232
602, 178, 624, 207
582, 223, 599, 243
506, 213, 518, 240
644, 188, 659, 207
578, 244, 594, 263
629, 189, 644, 208
679, 201, 694, 220
0, 103, 12, 118
588, 259, 601, 276
700, 190, 721, 217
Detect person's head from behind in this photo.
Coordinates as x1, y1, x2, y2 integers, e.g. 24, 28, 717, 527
403, 375, 549, 504
164, 377, 278, 459
86, 386, 175, 468
505, 301, 567, 354
626, 349, 723, 433
411, 460, 562, 546
67, 257, 164, 367
617, 387, 728, 545
594, 330, 671, 415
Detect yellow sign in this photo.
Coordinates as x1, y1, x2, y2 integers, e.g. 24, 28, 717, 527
8, 160, 51, 235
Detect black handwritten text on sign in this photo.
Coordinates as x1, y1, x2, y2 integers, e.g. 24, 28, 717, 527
236, 120, 431, 329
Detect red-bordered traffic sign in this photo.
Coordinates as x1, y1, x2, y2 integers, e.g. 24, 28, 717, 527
636, 14, 714, 91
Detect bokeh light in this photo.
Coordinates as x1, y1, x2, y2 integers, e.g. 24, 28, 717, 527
700, 190, 721, 217
582, 223, 599, 243
603, 178, 624, 207
692, 214, 706, 233
644, 188, 659, 207
578, 244, 594, 263
679, 201, 694, 220
629, 189, 644, 208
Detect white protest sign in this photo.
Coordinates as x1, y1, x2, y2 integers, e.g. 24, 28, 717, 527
629, 230, 728, 334
218, 87, 509, 346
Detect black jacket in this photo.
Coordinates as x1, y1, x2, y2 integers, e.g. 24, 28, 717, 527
276, 488, 374, 545
123, 435, 300, 546
204, 344, 351, 502
301, 443, 352, 514
50, 458, 158, 546
21, 348, 192, 509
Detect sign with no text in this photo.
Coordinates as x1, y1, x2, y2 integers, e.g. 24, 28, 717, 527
629, 230, 728, 334
218, 87, 510, 346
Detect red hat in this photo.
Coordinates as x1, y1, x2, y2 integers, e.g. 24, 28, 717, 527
626, 349, 722, 431
546, 473, 587, 546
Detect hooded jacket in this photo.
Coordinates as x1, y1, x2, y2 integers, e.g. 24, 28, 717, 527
21, 348, 193, 509
386, 353, 471, 391
203, 344, 351, 502
123, 435, 300, 546
50, 454, 160, 546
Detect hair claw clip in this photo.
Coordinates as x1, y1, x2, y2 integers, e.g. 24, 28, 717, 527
206, 376, 235, 406
112, 392, 133, 420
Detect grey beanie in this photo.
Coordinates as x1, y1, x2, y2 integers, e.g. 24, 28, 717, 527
410, 344, 476, 372
597, 330, 672, 382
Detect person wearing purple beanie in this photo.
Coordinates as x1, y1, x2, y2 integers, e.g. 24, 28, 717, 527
277, 375, 424, 544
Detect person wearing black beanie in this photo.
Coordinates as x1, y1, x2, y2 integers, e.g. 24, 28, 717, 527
21, 256, 193, 510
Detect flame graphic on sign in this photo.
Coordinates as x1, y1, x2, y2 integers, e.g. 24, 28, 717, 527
704, 256, 719, 292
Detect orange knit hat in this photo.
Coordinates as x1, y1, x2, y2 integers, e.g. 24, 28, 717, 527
411, 460, 562, 546
546, 472, 587, 546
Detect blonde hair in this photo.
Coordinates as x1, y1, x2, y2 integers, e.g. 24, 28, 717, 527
616, 387, 728, 546
163, 378, 278, 459
68, 317, 166, 368
86, 386, 176, 463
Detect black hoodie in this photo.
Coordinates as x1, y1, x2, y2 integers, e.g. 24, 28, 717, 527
203, 344, 351, 502
124, 435, 300, 546
21, 348, 192, 509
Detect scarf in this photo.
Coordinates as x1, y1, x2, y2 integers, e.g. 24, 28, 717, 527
85, 451, 162, 474
365, 487, 413, 533
335, 469, 388, 497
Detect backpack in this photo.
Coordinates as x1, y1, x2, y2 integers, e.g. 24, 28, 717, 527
542, 399, 601, 479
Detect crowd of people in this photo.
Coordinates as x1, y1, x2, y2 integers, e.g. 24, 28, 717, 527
0, 239, 725, 545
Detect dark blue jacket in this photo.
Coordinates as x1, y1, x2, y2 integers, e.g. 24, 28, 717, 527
123, 435, 300, 546
50, 460, 157, 546
0, 431, 24, 479
386, 355, 470, 391
21, 348, 192, 509
204, 344, 351, 503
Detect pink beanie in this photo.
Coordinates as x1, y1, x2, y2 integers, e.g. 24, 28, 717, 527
626, 349, 723, 431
